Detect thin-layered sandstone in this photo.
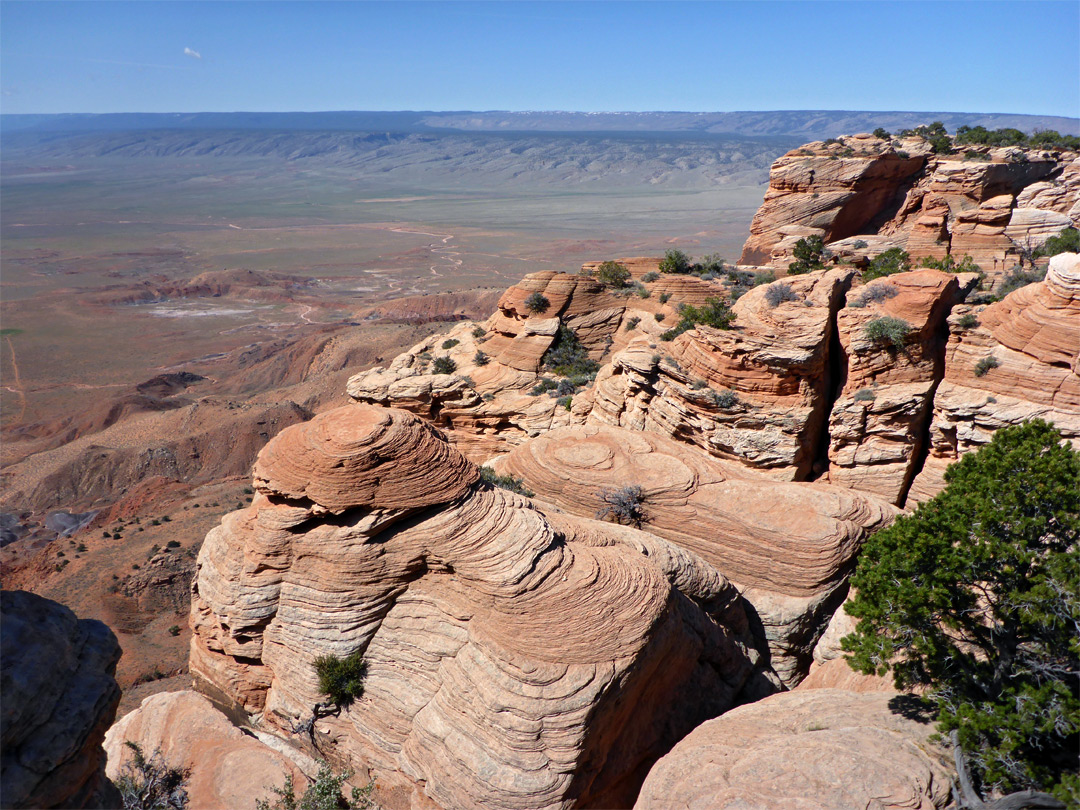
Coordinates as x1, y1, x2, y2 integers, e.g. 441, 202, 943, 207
494, 423, 895, 686
909, 252, 1080, 499
190, 404, 767, 810
740, 134, 1077, 287
589, 267, 856, 480
827, 270, 978, 503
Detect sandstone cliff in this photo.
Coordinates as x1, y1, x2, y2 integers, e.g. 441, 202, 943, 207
739, 132, 1078, 287
189, 405, 769, 810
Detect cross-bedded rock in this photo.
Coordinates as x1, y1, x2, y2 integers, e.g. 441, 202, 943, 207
492, 423, 895, 686
189, 404, 767, 810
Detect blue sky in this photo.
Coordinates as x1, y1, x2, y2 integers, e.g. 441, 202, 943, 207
2, 1, 1077, 117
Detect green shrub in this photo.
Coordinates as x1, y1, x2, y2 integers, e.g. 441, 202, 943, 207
853, 388, 876, 402
473, 350, 490, 366
642, 271, 660, 283
873, 127, 890, 139
752, 270, 776, 286
524, 291, 550, 314
958, 312, 979, 329
919, 254, 982, 274
765, 282, 799, 308
556, 395, 572, 410
432, 356, 457, 375
659, 249, 692, 275
313, 651, 367, 709
996, 265, 1046, 298
168, 625, 181, 637
974, 356, 1000, 377
256, 763, 377, 810
635, 284, 651, 299
654, 312, 665, 322
543, 325, 599, 378
788, 235, 828, 275
471, 325, 486, 339
624, 316, 641, 331
595, 261, 631, 288
696, 253, 725, 275
1034, 227, 1079, 259
441, 338, 459, 350
659, 297, 736, 341
864, 316, 911, 348
841, 420, 1080, 803
862, 247, 911, 281
658, 292, 671, 304
479, 467, 535, 498
166, 540, 180, 548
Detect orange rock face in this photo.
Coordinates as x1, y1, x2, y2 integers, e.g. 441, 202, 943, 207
740, 136, 1077, 289
634, 689, 951, 810
190, 404, 768, 810
909, 252, 1080, 500
825, 270, 977, 503
590, 267, 855, 480
494, 423, 895, 686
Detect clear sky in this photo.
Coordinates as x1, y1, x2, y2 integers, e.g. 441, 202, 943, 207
2, 1, 1078, 117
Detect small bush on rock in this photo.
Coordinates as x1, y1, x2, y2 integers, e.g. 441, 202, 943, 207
862, 247, 911, 281
313, 651, 367, 709
256, 763, 378, 810
432, 356, 457, 375
659, 249, 692, 275
974, 356, 1000, 377
855, 282, 900, 307
473, 350, 490, 366
480, 467, 535, 498
524, 292, 550, 314
441, 338, 459, 350
765, 282, 799, 308
958, 312, 979, 329
595, 261, 631, 288
116, 742, 190, 810
642, 271, 660, 283
596, 485, 646, 528
624, 316, 641, 331
864, 316, 911, 349
788, 235, 829, 275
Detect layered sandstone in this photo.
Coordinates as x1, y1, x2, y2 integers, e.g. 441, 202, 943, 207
1, 590, 122, 810
494, 423, 896, 686
909, 252, 1080, 499
190, 404, 767, 810
590, 267, 855, 480
346, 271, 696, 461
826, 270, 979, 503
740, 134, 1077, 287
105, 691, 309, 810
634, 689, 951, 810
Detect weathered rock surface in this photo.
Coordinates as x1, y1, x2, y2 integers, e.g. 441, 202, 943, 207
190, 404, 767, 810
826, 270, 978, 503
590, 267, 855, 480
740, 135, 1077, 287
494, 423, 895, 686
104, 691, 308, 810
909, 252, 1080, 499
634, 689, 951, 810
346, 271, 701, 462
1, 590, 122, 809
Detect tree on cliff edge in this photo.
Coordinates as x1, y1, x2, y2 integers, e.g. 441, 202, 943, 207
842, 420, 1079, 807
